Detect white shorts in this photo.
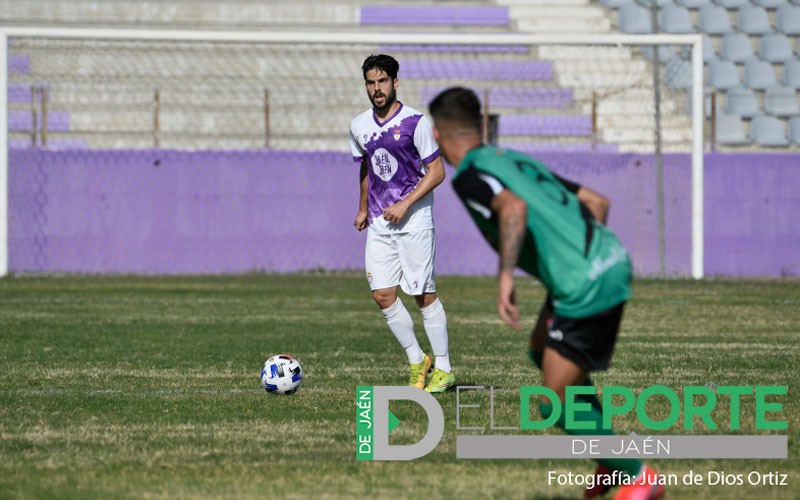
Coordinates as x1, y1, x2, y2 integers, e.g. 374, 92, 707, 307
365, 228, 437, 296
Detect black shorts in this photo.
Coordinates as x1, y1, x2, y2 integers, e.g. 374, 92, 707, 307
545, 302, 625, 372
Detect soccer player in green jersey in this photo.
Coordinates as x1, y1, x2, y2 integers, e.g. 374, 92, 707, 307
429, 87, 664, 500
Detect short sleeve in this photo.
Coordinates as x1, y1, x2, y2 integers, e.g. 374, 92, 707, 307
452, 167, 505, 219
412, 115, 441, 165
349, 128, 366, 163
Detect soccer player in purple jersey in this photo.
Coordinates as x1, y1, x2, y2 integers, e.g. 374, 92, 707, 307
349, 54, 455, 393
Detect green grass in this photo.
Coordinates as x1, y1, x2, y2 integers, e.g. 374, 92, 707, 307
0, 274, 798, 499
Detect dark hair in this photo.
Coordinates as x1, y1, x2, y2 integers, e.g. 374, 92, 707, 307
361, 54, 399, 80
428, 87, 482, 132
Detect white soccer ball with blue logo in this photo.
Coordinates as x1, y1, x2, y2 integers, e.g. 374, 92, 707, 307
261, 354, 303, 395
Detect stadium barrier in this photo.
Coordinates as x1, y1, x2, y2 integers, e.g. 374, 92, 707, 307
7, 149, 797, 277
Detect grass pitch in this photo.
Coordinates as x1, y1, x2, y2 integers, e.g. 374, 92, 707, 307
0, 274, 798, 499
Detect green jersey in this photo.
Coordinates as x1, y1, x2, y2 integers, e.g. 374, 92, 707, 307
452, 146, 632, 318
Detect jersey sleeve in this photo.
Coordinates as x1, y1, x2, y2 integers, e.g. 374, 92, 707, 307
553, 173, 581, 194
349, 127, 366, 164
412, 115, 441, 165
452, 166, 505, 219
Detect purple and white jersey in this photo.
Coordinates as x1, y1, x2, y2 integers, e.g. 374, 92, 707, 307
349, 102, 441, 235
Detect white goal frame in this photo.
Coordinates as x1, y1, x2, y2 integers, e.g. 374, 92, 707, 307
0, 28, 704, 278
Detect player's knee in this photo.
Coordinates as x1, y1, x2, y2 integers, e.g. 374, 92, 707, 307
414, 292, 437, 309
372, 289, 396, 309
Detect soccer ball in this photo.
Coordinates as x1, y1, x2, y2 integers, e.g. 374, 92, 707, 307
260, 354, 303, 395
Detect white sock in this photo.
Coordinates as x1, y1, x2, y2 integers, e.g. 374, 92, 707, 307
420, 298, 451, 373
382, 298, 424, 365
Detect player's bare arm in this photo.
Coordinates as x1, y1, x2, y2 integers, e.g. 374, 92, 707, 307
382, 156, 445, 224
576, 186, 610, 225
491, 189, 528, 329
354, 159, 369, 231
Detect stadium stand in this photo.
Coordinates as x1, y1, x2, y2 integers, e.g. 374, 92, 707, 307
3, 0, 798, 151
600, 0, 800, 149
360, 5, 509, 26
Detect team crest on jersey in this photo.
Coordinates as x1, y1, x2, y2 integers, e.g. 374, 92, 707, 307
393, 128, 402, 141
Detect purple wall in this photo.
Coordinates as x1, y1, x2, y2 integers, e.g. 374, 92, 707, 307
704, 153, 799, 277
7, 149, 800, 277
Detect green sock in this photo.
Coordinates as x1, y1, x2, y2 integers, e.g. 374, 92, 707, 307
539, 401, 641, 477
528, 348, 542, 369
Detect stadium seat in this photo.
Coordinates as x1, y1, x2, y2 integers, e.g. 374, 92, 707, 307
677, 0, 712, 7
776, 4, 800, 34
750, 114, 789, 145
764, 84, 800, 115
8, 83, 34, 103
660, 5, 696, 33
714, 112, 749, 144
699, 4, 734, 34
783, 58, 800, 88
8, 110, 70, 132
420, 87, 575, 109
664, 58, 693, 88
619, 3, 653, 33
743, 57, 778, 89
708, 59, 741, 89
759, 33, 794, 62
725, 85, 761, 117
720, 33, 754, 62
497, 115, 592, 136
789, 115, 800, 144
402, 59, 552, 80
360, 6, 509, 26
701, 34, 717, 62
753, 0, 787, 7
600, 0, 635, 8
715, 0, 749, 7
737, 5, 774, 34
684, 34, 716, 62
638, 0, 675, 6
642, 45, 679, 62
9, 54, 30, 75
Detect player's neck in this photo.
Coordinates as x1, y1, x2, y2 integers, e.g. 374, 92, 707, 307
373, 101, 401, 124
445, 138, 482, 167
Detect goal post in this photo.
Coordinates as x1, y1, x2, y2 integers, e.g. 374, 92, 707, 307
0, 28, 704, 278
